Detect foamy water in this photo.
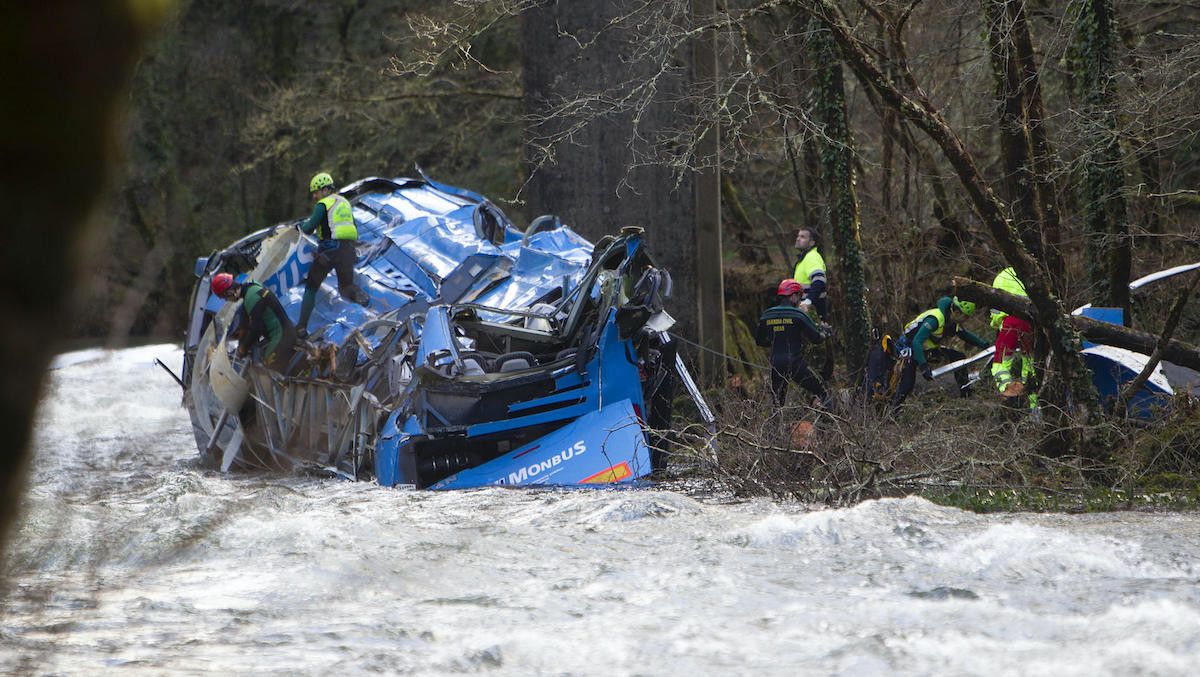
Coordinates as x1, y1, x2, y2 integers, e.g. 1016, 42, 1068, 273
3, 346, 1199, 675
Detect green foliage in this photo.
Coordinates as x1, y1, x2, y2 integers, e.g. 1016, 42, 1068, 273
723, 311, 766, 385
79, 0, 525, 339
1067, 0, 1130, 309
926, 486, 1200, 513
807, 21, 871, 380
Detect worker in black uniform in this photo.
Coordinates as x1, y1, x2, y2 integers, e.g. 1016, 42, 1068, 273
756, 278, 830, 407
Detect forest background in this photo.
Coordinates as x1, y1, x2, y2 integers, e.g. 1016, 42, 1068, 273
10, 0, 1200, 522
81, 0, 1200, 385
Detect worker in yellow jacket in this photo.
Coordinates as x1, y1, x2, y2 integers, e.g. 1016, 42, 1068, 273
296, 172, 370, 336
990, 266, 1037, 407
792, 227, 828, 322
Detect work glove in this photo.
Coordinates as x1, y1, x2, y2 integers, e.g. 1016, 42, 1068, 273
920, 363, 933, 381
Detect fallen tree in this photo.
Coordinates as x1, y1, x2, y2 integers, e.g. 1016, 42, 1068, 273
952, 276, 1200, 372
797, 0, 1103, 435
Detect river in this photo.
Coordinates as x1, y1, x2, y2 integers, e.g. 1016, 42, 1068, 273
2, 344, 1199, 675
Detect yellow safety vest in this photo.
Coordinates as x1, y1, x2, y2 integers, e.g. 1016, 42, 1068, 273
793, 248, 826, 289
990, 267, 1026, 328
318, 194, 358, 241
993, 267, 1026, 296
904, 308, 946, 350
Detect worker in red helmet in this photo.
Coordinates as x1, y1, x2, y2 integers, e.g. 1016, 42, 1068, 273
210, 273, 297, 374
755, 278, 830, 407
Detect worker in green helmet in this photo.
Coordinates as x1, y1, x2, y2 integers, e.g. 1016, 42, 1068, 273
890, 295, 990, 406
296, 172, 370, 336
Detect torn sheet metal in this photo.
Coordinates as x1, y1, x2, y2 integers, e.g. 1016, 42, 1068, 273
182, 172, 698, 487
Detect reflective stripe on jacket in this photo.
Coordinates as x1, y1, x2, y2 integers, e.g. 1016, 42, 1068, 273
318, 194, 357, 241
903, 308, 945, 351
755, 304, 826, 364
792, 248, 826, 290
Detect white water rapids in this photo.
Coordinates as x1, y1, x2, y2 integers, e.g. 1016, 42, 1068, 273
3, 345, 1200, 675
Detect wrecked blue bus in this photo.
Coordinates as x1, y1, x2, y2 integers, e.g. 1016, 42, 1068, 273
182, 171, 711, 489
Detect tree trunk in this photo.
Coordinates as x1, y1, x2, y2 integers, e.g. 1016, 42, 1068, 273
1117, 19, 1165, 239
1009, 0, 1066, 289
808, 21, 872, 382
953, 276, 1200, 372
984, 0, 1066, 290
692, 0, 725, 380
521, 1, 700, 341
1071, 0, 1131, 318
985, 0, 1043, 260
799, 0, 1102, 428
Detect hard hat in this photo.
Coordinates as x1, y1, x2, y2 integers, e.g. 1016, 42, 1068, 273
777, 279, 803, 297
211, 272, 235, 297
309, 172, 334, 193
953, 297, 976, 316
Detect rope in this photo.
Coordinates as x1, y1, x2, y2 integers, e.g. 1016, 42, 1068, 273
669, 332, 771, 372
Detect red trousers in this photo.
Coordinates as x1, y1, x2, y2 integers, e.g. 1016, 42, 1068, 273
993, 315, 1033, 362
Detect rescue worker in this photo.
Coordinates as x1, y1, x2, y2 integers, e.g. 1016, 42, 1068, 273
890, 296, 990, 406
792, 227, 828, 321
756, 279, 830, 407
295, 172, 370, 336
793, 226, 834, 380
211, 273, 297, 374
990, 266, 1037, 406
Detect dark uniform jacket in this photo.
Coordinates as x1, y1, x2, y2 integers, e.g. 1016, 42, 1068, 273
755, 304, 826, 364
239, 282, 294, 358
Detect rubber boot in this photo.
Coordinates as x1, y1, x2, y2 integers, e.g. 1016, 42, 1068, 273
297, 287, 317, 334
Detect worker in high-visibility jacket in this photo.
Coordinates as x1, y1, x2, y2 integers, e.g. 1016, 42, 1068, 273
296, 172, 370, 336
756, 279, 830, 407
891, 296, 990, 406
792, 227, 828, 321
989, 266, 1036, 406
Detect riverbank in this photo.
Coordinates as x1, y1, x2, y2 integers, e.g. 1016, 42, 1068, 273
684, 382, 1200, 513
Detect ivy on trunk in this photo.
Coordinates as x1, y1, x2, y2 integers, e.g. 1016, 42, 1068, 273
807, 18, 872, 383
1070, 0, 1132, 317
